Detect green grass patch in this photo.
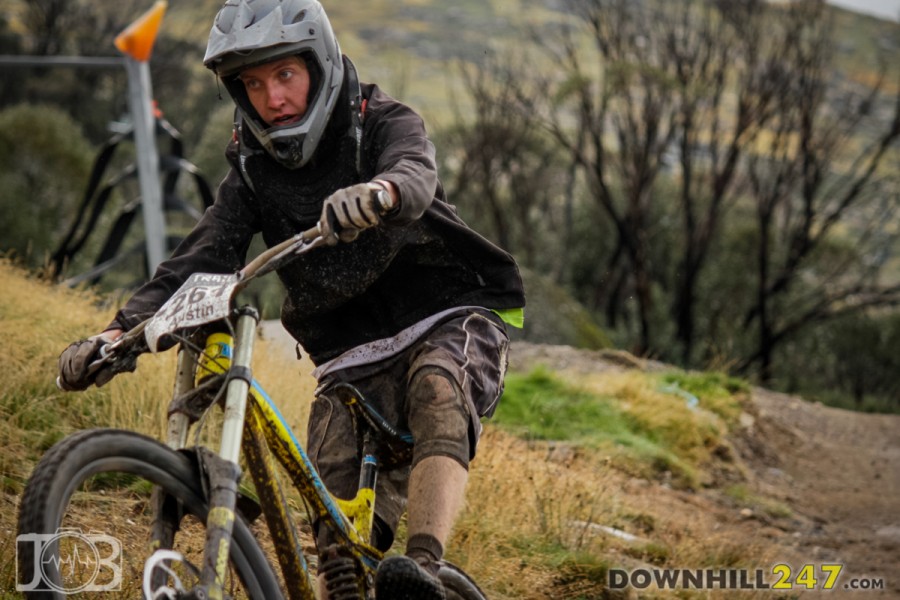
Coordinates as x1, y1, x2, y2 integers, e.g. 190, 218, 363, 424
659, 370, 748, 425
496, 368, 701, 487
496, 367, 630, 442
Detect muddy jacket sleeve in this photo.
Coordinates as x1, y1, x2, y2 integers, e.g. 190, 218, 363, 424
362, 84, 438, 225
108, 168, 260, 331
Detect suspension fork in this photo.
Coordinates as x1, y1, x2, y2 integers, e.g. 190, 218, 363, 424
152, 309, 260, 599
195, 307, 258, 599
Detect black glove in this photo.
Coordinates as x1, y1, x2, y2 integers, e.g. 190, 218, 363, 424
319, 183, 391, 245
57, 335, 117, 391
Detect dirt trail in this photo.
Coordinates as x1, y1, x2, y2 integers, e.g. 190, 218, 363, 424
508, 342, 900, 598
740, 388, 900, 596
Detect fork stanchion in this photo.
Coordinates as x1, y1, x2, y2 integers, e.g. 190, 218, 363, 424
166, 345, 199, 450
203, 307, 258, 596
219, 307, 258, 464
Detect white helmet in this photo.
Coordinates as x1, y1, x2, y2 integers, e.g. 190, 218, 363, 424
204, 0, 344, 169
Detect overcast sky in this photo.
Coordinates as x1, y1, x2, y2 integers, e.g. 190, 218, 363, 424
827, 0, 900, 21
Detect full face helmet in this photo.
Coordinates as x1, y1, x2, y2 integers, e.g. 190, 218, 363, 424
203, 0, 344, 169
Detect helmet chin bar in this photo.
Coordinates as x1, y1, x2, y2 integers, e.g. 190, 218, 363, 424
274, 138, 304, 169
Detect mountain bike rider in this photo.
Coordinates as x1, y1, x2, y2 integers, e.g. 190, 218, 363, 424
57, 1, 525, 598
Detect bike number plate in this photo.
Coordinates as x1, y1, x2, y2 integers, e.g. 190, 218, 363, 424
144, 273, 240, 351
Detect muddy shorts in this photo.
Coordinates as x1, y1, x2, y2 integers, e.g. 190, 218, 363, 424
306, 308, 509, 549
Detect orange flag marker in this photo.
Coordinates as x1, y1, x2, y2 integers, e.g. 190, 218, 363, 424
114, 0, 168, 62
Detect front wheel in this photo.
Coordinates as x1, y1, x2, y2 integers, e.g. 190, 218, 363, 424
16, 428, 283, 599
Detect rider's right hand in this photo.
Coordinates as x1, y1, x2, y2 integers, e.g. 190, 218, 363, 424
318, 181, 398, 245
57, 332, 120, 391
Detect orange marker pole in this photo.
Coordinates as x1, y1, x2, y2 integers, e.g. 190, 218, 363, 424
115, 1, 168, 274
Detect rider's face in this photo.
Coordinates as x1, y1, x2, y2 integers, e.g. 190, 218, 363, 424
239, 56, 310, 127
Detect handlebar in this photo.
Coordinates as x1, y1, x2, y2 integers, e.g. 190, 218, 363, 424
239, 224, 322, 284
78, 224, 324, 371
59, 216, 362, 390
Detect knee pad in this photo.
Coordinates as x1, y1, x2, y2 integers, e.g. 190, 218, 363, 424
407, 367, 471, 469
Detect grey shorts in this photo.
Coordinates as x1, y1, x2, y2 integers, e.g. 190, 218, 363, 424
306, 309, 509, 546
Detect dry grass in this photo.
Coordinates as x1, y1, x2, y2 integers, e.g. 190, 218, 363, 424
579, 371, 733, 479
453, 428, 618, 599
0, 260, 780, 599
0, 260, 315, 595
453, 421, 781, 600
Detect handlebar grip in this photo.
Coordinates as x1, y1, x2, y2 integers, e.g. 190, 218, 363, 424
300, 224, 321, 242
370, 183, 395, 215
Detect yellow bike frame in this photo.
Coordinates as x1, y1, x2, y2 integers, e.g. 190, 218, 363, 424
163, 327, 382, 600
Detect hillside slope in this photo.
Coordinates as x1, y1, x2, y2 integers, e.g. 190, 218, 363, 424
2, 261, 897, 598
510, 343, 900, 598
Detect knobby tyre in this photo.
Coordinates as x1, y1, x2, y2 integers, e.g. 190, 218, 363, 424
16, 428, 283, 599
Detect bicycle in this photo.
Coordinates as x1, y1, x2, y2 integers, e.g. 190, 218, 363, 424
17, 226, 488, 600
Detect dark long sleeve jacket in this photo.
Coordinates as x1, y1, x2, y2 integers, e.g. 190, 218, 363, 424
111, 81, 525, 365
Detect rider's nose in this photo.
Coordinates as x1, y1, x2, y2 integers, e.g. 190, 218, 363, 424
266, 83, 285, 109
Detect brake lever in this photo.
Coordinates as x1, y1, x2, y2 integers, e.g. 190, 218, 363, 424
54, 354, 115, 391
81, 328, 146, 388
54, 338, 115, 391
81, 339, 122, 381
